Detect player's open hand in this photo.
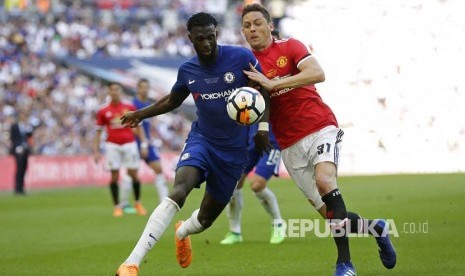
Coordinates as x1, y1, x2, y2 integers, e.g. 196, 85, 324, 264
254, 130, 273, 156
243, 63, 276, 92
120, 111, 140, 128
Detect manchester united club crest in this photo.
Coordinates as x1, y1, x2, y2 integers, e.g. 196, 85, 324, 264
276, 56, 288, 68
224, 72, 235, 83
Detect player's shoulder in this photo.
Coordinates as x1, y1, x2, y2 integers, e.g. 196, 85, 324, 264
96, 102, 110, 112
131, 96, 140, 105
274, 37, 304, 48
121, 99, 136, 108
178, 56, 200, 74
221, 44, 254, 59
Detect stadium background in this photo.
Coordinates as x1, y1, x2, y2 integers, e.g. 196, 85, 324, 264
0, 0, 464, 275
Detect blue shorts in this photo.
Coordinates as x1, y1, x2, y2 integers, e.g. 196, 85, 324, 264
176, 132, 247, 204
137, 141, 161, 164
243, 148, 281, 180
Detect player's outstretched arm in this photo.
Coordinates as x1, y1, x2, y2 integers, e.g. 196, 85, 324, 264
244, 57, 325, 92
272, 56, 325, 91
243, 63, 276, 92
121, 90, 190, 127
93, 129, 102, 163
135, 125, 148, 158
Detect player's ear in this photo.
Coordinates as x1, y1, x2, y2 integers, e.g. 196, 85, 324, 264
187, 32, 193, 43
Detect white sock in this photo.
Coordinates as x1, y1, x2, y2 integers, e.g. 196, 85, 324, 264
154, 174, 169, 203
120, 174, 132, 207
125, 197, 180, 266
226, 189, 243, 234
255, 188, 282, 223
176, 209, 205, 240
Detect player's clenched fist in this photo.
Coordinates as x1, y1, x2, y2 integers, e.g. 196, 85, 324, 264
120, 111, 141, 128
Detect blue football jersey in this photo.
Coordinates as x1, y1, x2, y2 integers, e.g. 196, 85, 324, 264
172, 45, 262, 148
133, 97, 152, 140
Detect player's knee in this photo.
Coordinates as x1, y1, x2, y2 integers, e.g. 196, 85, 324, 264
250, 179, 266, 193
151, 164, 163, 174
169, 188, 188, 208
148, 161, 162, 173
236, 174, 247, 189
127, 171, 139, 181
315, 173, 337, 195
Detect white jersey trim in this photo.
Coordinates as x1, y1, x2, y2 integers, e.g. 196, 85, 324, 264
296, 55, 313, 69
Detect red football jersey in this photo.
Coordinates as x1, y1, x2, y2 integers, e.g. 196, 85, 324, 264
252, 38, 338, 149
96, 101, 136, 145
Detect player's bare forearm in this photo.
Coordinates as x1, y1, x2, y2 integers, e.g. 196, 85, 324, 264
273, 57, 325, 91
136, 95, 174, 120
93, 129, 102, 154
93, 129, 103, 162
137, 92, 188, 120
121, 92, 188, 127
135, 125, 147, 144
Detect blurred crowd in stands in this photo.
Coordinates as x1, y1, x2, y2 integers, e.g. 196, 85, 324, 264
2, 0, 463, 174
1, 0, 254, 156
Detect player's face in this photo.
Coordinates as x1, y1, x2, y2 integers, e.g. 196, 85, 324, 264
137, 81, 149, 98
188, 25, 218, 61
108, 84, 122, 102
242, 11, 274, 51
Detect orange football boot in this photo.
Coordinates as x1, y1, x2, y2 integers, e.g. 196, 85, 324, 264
115, 264, 138, 276
113, 206, 124, 217
175, 221, 192, 268
134, 202, 148, 216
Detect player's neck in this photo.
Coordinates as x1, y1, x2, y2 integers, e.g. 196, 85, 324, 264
255, 37, 273, 52
198, 47, 219, 66
110, 99, 120, 105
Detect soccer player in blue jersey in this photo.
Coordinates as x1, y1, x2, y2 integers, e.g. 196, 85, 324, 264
120, 79, 170, 214
115, 12, 271, 276
220, 123, 286, 244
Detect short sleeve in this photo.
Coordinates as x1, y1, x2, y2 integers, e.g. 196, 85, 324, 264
287, 38, 312, 68
96, 109, 105, 126
171, 66, 190, 94
244, 48, 263, 73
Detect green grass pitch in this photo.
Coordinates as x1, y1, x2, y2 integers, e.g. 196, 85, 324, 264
1, 173, 464, 275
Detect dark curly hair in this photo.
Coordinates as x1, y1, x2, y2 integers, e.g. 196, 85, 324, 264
186, 12, 218, 32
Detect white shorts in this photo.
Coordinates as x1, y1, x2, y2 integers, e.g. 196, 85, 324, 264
281, 125, 344, 210
105, 141, 140, 171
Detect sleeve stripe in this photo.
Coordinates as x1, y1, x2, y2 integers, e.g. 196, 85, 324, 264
253, 59, 259, 68
296, 54, 312, 68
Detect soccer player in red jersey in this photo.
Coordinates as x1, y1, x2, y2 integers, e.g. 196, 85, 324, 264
241, 4, 396, 275
93, 82, 148, 217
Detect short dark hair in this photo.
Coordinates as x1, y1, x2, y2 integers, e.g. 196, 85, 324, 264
241, 4, 272, 23
137, 78, 149, 86
271, 29, 281, 39
186, 12, 218, 32
107, 81, 121, 87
